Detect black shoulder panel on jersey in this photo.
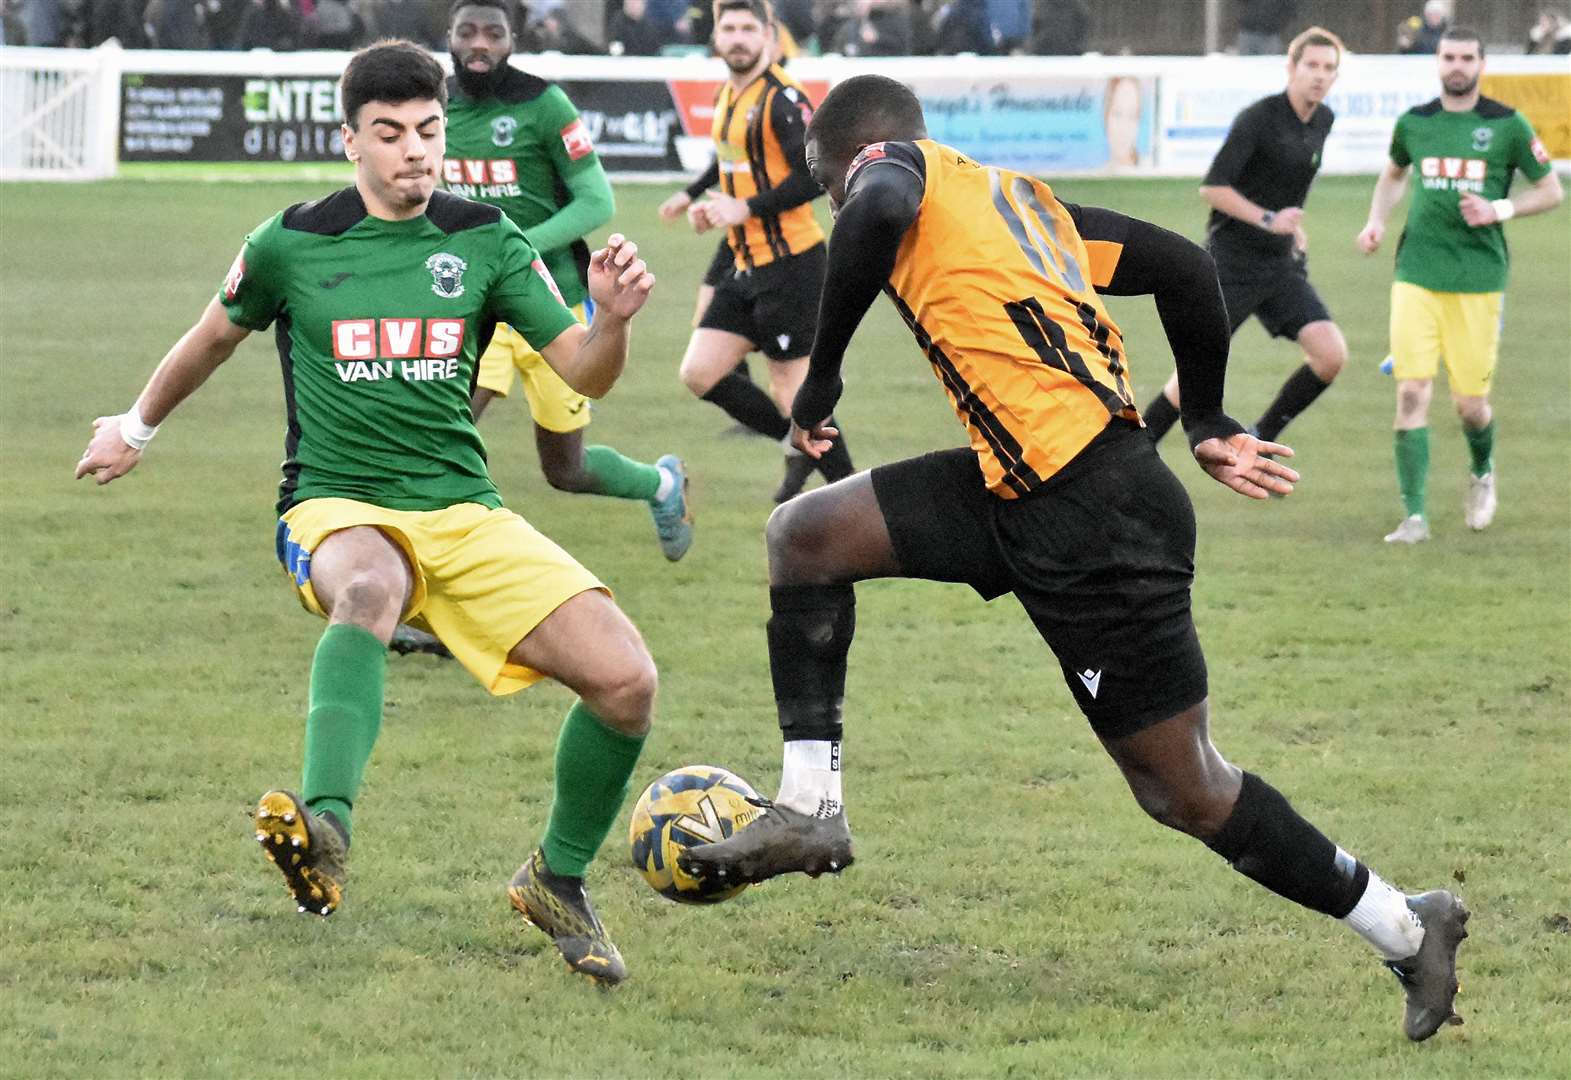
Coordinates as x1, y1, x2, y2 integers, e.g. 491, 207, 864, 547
282, 187, 369, 235
445, 68, 551, 106
425, 190, 503, 234
497, 67, 551, 104
1409, 99, 1444, 117
1474, 96, 1515, 119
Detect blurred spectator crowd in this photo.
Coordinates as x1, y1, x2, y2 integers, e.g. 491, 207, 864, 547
1, 0, 1566, 57
0, 0, 1094, 55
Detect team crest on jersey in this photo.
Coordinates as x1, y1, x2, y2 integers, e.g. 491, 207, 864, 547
426, 252, 468, 299
1472, 126, 1494, 152
491, 116, 517, 148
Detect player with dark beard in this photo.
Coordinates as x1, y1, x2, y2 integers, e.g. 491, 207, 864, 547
446, 1, 691, 559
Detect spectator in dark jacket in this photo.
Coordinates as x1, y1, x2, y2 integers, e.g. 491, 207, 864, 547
234, 0, 300, 49
1031, 0, 1088, 55
829, 0, 911, 56
1236, 0, 1298, 55
607, 0, 670, 54
1396, 0, 1449, 54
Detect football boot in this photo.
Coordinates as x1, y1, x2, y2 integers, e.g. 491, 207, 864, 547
649, 454, 693, 562
677, 797, 853, 885
508, 849, 627, 987
253, 789, 347, 917
1385, 890, 1470, 1041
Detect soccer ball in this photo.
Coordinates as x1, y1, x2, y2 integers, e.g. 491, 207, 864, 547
628, 765, 762, 904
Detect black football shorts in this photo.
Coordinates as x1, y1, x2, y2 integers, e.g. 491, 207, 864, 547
1212, 247, 1332, 341
870, 420, 1209, 740
699, 243, 825, 361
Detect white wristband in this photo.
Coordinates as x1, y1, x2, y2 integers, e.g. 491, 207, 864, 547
1490, 198, 1516, 223
119, 407, 159, 451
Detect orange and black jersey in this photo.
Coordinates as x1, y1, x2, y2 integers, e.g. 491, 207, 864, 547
711, 64, 825, 271
794, 140, 1238, 498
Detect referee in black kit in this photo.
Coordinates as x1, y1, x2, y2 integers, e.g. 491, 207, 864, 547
1144, 27, 1349, 447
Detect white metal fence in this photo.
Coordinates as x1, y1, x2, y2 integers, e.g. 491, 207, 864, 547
0, 43, 122, 180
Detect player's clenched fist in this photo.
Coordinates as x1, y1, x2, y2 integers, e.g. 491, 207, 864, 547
1356, 222, 1383, 254
588, 233, 656, 319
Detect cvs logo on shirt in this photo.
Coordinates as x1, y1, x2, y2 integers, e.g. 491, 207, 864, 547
331, 318, 466, 360
1420, 157, 1486, 181
443, 158, 518, 185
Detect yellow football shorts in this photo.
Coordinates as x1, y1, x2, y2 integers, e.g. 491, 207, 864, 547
1389, 282, 1504, 397
276, 497, 606, 696
475, 302, 592, 433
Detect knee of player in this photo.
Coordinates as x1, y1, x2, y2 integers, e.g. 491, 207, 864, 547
764, 498, 821, 566
540, 459, 595, 493
1126, 771, 1236, 839
333, 573, 404, 627
1454, 396, 1490, 426
678, 363, 715, 397
1396, 381, 1430, 416
596, 653, 659, 735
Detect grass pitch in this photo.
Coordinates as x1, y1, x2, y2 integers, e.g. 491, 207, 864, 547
2, 173, 1568, 1078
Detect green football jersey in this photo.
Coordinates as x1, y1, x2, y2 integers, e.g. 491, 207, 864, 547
219, 187, 578, 514
444, 70, 605, 307
1388, 96, 1552, 293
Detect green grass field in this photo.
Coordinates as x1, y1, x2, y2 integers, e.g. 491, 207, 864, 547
2, 172, 1568, 1078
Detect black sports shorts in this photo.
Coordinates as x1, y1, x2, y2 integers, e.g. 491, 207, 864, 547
1211, 246, 1332, 341
699, 242, 825, 361
870, 420, 1208, 740
702, 239, 735, 288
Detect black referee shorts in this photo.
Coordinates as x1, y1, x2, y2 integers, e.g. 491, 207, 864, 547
699, 243, 825, 361
870, 421, 1208, 740
1213, 247, 1332, 341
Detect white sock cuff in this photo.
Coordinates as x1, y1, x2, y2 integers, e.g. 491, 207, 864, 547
783, 739, 838, 772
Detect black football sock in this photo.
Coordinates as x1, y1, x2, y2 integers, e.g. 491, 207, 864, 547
1142, 391, 1180, 444
1254, 364, 1331, 443
701, 372, 790, 440
815, 417, 855, 482
768, 583, 856, 744
1204, 771, 1368, 918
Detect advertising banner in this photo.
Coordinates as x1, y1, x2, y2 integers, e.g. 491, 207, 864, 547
555, 78, 682, 172
1480, 73, 1571, 160
900, 74, 1157, 175
121, 73, 344, 162
1160, 65, 1441, 175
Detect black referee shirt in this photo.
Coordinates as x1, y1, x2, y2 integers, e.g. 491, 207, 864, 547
1203, 92, 1333, 259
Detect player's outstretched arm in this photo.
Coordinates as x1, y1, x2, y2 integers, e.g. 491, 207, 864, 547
1357, 160, 1409, 253
539, 234, 654, 399
788, 161, 923, 457
75, 298, 250, 485
1066, 203, 1299, 499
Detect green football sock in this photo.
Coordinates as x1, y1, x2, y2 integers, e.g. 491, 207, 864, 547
1463, 419, 1495, 478
1393, 427, 1430, 518
583, 444, 662, 502
540, 700, 646, 878
300, 623, 387, 842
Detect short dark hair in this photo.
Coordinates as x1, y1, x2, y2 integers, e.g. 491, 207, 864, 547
340, 40, 447, 129
806, 74, 926, 165
713, 0, 773, 25
1439, 25, 1485, 56
449, 1, 512, 28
